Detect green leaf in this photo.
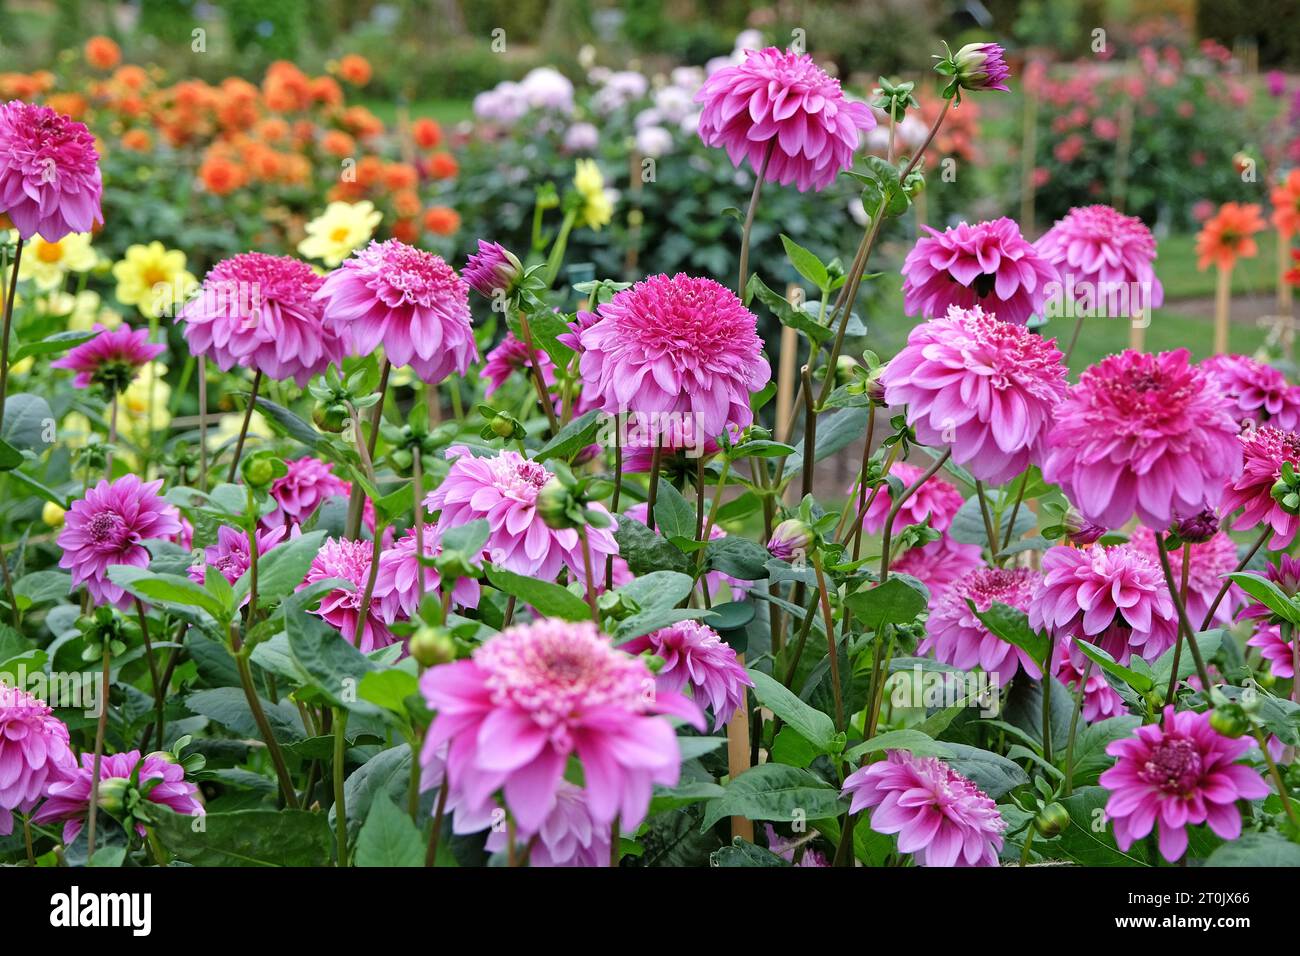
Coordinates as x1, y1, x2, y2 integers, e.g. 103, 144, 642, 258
613, 571, 710, 641
1206, 832, 1300, 866
844, 577, 928, 633
613, 520, 689, 576
256, 397, 329, 453
12, 570, 72, 608
238, 529, 327, 607
330, 744, 413, 843
784, 407, 871, 474
746, 669, 835, 752
10, 330, 97, 365
534, 409, 602, 463
0, 438, 23, 470
941, 743, 1029, 798
710, 838, 791, 867
844, 728, 952, 762
701, 763, 846, 830
106, 565, 229, 621
0, 393, 53, 454
1227, 572, 1300, 625
780, 234, 830, 290
357, 668, 420, 716
652, 479, 695, 543
704, 537, 770, 581
746, 274, 829, 347
1055, 786, 1149, 867
1075, 640, 1155, 694
282, 592, 380, 715
970, 601, 1048, 669
355, 792, 424, 867
185, 687, 305, 744
485, 564, 591, 622
153, 808, 333, 866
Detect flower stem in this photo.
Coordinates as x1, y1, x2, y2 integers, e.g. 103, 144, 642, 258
737, 141, 775, 297
974, 480, 999, 559
645, 438, 664, 532
518, 309, 560, 433
811, 551, 844, 730
1255, 728, 1300, 830
799, 365, 818, 499
134, 598, 165, 753
197, 356, 209, 490
85, 643, 111, 855
578, 527, 600, 626
606, 436, 623, 590
1153, 532, 1213, 690
1164, 547, 1192, 705
333, 706, 349, 866
0, 238, 24, 432
425, 781, 449, 866
344, 360, 390, 540
226, 370, 263, 484
1041, 635, 1055, 764
1000, 470, 1030, 555
1063, 661, 1092, 796
352, 526, 384, 649
879, 450, 951, 583
105, 393, 118, 477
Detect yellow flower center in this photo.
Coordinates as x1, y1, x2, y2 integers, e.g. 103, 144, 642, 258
330, 226, 351, 243
142, 266, 168, 286
36, 242, 65, 264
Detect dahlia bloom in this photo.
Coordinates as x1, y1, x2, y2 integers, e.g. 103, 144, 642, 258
482, 781, 611, 867
843, 751, 1006, 867
621, 620, 753, 732
481, 332, 556, 398
695, 47, 875, 192
889, 535, 985, 608
462, 240, 523, 301
426, 446, 617, 581
1201, 354, 1300, 431
859, 461, 965, 534
881, 305, 1068, 483
266, 455, 349, 528
1042, 350, 1242, 529
1195, 202, 1265, 271
1054, 653, 1127, 723
1221, 425, 1300, 550
187, 523, 288, 605
373, 525, 481, 624
0, 686, 74, 836
178, 252, 346, 387
57, 475, 183, 609
298, 537, 394, 652
1247, 623, 1296, 679
31, 750, 204, 845
1101, 706, 1269, 862
949, 42, 1011, 93
920, 567, 1042, 682
316, 239, 477, 384
419, 618, 703, 833
901, 218, 1059, 325
1270, 169, 1300, 239
50, 324, 165, 392
1029, 545, 1179, 665
1034, 205, 1163, 320
577, 274, 769, 440
0, 100, 103, 241
1126, 526, 1241, 628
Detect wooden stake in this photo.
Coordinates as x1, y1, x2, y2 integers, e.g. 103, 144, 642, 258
1213, 265, 1233, 355
726, 662, 754, 844
1278, 231, 1293, 317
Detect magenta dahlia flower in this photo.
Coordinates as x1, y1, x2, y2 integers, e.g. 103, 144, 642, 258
1029, 545, 1178, 665
31, 750, 204, 844
1053, 652, 1127, 723
901, 218, 1059, 325
1126, 525, 1240, 628
860, 461, 965, 534
1247, 623, 1296, 679
57, 475, 182, 609
577, 273, 770, 440
1221, 425, 1300, 550
0, 686, 74, 836
425, 446, 617, 581
316, 239, 477, 383
462, 240, 523, 301
1042, 350, 1243, 529
1201, 354, 1300, 431
695, 47, 875, 192
481, 331, 556, 398
949, 42, 1011, 93
881, 305, 1068, 483
1035, 205, 1163, 320
419, 618, 703, 833
265, 455, 349, 528
919, 567, 1042, 682
50, 324, 165, 392
373, 525, 481, 624
1101, 706, 1269, 862
0, 100, 102, 241
178, 252, 345, 387
297, 536, 394, 652
187, 523, 288, 605
843, 751, 1006, 867
890, 535, 985, 608
621, 620, 753, 732
482, 780, 611, 867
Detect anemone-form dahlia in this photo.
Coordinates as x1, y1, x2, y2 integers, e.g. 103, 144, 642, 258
843, 751, 1006, 867
1034, 205, 1163, 320
419, 618, 703, 833
482, 780, 612, 867
1200, 354, 1300, 431
1126, 526, 1241, 628
695, 47, 875, 192
31, 750, 204, 844
881, 305, 1067, 483
1247, 623, 1296, 679
462, 240, 523, 301
187, 524, 288, 605
373, 525, 481, 624
1029, 545, 1178, 665
0, 686, 74, 836
50, 324, 165, 392
0, 100, 103, 241
1221, 425, 1300, 550
889, 535, 985, 608
577, 274, 769, 440
621, 620, 753, 732
1101, 706, 1269, 862
481, 331, 556, 398
1053, 653, 1127, 723
920, 567, 1042, 682
57, 475, 182, 609
1042, 350, 1242, 529
425, 446, 617, 581
298, 537, 394, 652
901, 218, 1059, 325
859, 461, 965, 534
178, 252, 346, 387
266, 455, 349, 528
316, 239, 477, 383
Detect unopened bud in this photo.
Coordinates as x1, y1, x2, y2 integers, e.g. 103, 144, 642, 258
1033, 801, 1071, 837
409, 626, 456, 668
768, 518, 813, 562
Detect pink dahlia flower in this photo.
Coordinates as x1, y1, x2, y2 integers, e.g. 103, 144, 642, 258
1200, 354, 1300, 431
297, 537, 394, 652
1034, 205, 1163, 320
483, 780, 611, 867
618, 417, 731, 473
860, 461, 965, 534
57, 475, 182, 609
266, 455, 349, 528
462, 240, 523, 301
1126, 526, 1240, 628
187, 523, 289, 605
608, 503, 749, 602
31, 750, 204, 844
419, 618, 703, 833
919, 567, 1042, 682
881, 305, 1068, 483
178, 252, 346, 387
316, 239, 477, 384
1247, 623, 1296, 679
0, 100, 102, 241
763, 825, 829, 866
950, 42, 1011, 93
1042, 350, 1243, 529
1053, 652, 1127, 723
843, 751, 1006, 867
889, 535, 985, 608
481, 331, 556, 398
577, 273, 770, 440
50, 324, 165, 392
1221, 425, 1300, 550
621, 620, 753, 732
373, 525, 481, 624
695, 47, 875, 193
0, 686, 74, 836
901, 218, 1059, 325
1029, 545, 1178, 665
1101, 706, 1269, 862
425, 445, 618, 581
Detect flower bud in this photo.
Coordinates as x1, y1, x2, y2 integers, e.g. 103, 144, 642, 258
464, 241, 524, 301
409, 626, 456, 668
1209, 703, 1250, 738
768, 518, 813, 562
536, 476, 578, 530
949, 42, 1011, 93
834, 356, 858, 387
1033, 801, 1071, 837
1174, 508, 1220, 544
96, 777, 131, 814
145, 750, 179, 765
312, 402, 348, 433
489, 414, 517, 439
42, 501, 66, 528
242, 456, 275, 488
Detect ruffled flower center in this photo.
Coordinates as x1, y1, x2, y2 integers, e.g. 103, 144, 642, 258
1139, 737, 1203, 795
89, 510, 128, 548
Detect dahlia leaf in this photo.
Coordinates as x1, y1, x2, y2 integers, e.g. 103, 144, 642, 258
1074, 640, 1155, 694
106, 565, 229, 622
533, 409, 601, 463
1206, 832, 1300, 867
710, 838, 792, 867
845, 728, 952, 762
700, 763, 845, 831
239, 529, 328, 607
845, 576, 928, 635
484, 564, 591, 623
784, 406, 871, 474
652, 478, 695, 541
1228, 572, 1300, 626
152, 807, 333, 867
746, 668, 837, 752
355, 793, 423, 868
185, 686, 305, 744
968, 600, 1048, 669
780, 234, 830, 290
0, 393, 53, 455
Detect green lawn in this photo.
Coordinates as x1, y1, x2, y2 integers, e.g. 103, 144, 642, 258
1156, 231, 1282, 300
358, 97, 475, 127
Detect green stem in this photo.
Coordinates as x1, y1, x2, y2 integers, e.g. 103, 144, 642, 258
85, 644, 111, 855
1000, 471, 1030, 555
737, 141, 775, 296
1255, 728, 1299, 831
974, 481, 998, 559
0, 238, 24, 432
1063, 660, 1092, 796
133, 598, 165, 753
333, 707, 349, 866
226, 370, 263, 483
1153, 532, 1212, 691
578, 527, 601, 626
811, 551, 844, 730
1042, 634, 1055, 765
352, 526, 384, 649
879, 450, 951, 583
233, 640, 299, 809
